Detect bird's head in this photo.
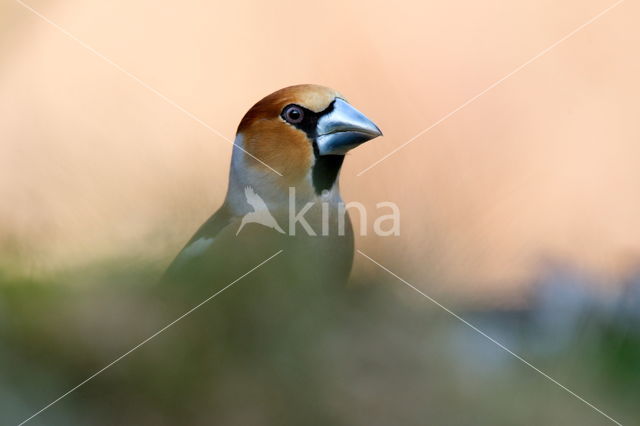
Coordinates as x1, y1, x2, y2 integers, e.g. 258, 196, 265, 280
229, 85, 381, 204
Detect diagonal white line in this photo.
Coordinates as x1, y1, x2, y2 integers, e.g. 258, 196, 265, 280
357, 0, 625, 176
16, 249, 284, 426
14, 0, 283, 176
357, 249, 623, 425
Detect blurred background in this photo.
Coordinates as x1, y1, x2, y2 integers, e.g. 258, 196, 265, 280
1, 0, 639, 424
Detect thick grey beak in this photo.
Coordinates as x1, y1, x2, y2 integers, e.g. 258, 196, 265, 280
316, 98, 382, 155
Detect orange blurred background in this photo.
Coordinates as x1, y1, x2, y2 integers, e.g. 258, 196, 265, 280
1, 0, 639, 301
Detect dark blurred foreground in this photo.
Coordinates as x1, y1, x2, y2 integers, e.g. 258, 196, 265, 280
1, 258, 639, 425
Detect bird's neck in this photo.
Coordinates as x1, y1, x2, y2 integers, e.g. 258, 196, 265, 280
225, 139, 345, 219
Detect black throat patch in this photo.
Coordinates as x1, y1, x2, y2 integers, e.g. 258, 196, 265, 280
282, 101, 345, 195
311, 148, 345, 195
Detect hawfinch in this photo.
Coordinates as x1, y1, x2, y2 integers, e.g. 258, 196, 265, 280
163, 84, 382, 291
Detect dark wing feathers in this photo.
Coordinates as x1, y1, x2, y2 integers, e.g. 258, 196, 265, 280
162, 204, 234, 282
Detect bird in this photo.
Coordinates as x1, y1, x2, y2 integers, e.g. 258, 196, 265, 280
157, 84, 382, 422
163, 84, 382, 290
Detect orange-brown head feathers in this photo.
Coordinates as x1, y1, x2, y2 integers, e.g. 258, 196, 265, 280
238, 84, 341, 132
237, 85, 340, 180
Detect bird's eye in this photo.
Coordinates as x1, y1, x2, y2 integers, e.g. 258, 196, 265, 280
283, 105, 304, 124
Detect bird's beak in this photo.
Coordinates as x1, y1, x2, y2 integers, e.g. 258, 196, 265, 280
316, 98, 382, 155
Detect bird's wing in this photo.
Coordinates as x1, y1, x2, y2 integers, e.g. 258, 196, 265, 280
160, 202, 286, 291
244, 186, 269, 211
162, 204, 235, 281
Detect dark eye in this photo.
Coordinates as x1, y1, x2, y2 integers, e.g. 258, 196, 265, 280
283, 105, 304, 124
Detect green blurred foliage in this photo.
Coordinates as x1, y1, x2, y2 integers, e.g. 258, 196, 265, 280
0, 261, 639, 425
